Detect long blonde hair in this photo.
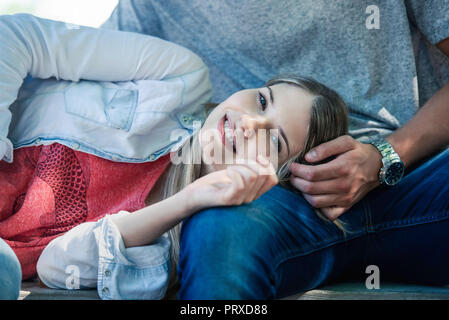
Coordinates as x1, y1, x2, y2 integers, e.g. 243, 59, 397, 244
163, 74, 349, 279
268, 75, 349, 231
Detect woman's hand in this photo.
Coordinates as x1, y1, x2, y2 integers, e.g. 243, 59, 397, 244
183, 155, 279, 213
289, 135, 383, 221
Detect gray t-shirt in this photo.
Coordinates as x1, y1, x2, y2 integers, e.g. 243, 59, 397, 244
102, 0, 449, 142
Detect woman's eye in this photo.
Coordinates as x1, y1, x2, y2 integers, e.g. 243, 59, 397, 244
258, 92, 267, 110
270, 133, 282, 153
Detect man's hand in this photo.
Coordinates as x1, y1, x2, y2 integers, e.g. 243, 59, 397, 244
289, 135, 383, 221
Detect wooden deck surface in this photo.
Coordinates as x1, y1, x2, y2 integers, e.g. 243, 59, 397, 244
19, 280, 449, 300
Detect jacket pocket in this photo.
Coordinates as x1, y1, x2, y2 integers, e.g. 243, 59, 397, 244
64, 81, 138, 132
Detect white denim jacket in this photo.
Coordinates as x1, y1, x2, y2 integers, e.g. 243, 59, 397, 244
0, 14, 212, 164
37, 212, 172, 300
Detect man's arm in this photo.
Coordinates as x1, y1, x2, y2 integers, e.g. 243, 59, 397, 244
290, 37, 449, 220
388, 38, 449, 167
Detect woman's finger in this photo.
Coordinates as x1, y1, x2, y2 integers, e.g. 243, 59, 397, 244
223, 167, 246, 204
244, 155, 278, 200
224, 153, 279, 203
254, 165, 279, 199
227, 165, 259, 203
245, 171, 269, 202
240, 156, 278, 200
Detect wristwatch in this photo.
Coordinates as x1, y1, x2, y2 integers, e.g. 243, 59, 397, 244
369, 138, 405, 186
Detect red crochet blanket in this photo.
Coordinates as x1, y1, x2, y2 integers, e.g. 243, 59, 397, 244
0, 143, 170, 279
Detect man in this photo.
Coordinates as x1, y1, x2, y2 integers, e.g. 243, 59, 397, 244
103, 0, 449, 299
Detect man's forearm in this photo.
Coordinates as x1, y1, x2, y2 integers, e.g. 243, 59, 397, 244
387, 38, 449, 168
387, 81, 449, 168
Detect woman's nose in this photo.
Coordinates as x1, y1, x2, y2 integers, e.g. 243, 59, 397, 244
238, 114, 269, 138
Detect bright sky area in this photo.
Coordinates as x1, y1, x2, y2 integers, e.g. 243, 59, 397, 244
0, 0, 119, 27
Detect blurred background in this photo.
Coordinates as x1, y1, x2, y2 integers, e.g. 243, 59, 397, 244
0, 0, 118, 27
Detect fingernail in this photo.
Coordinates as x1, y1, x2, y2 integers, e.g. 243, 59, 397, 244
257, 155, 269, 166
306, 150, 317, 160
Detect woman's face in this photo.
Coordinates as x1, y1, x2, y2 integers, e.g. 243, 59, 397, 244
199, 83, 314, 174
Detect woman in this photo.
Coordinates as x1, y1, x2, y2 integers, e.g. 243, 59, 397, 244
35, 74, 348, 299
0, 14, 348, 299
0, 13, 211, 300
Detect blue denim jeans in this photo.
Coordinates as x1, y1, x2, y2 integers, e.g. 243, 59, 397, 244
0, 238, 21, 299
178, 148, 449, 299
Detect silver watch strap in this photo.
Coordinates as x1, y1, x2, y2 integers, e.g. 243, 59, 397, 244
369, 138, 404, 185
371, 139, 401, 162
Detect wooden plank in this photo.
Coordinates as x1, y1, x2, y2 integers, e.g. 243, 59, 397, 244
19, 281, 99, 300
20, 280, 449, 300
284, 282, 449, 300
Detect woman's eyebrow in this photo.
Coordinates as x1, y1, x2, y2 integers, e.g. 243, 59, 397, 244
267, 86, 274, 104
266, 85, 290, 156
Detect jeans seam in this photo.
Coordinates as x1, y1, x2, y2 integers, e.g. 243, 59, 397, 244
273, 210, 449, 272
272, 196, 373, 271
371, 211, 449, 233
271, 196, 371, 291
272, 231, 366, 275
272, 213, 449, 270
271, 214, 449, 295
272, 232, 368, 295
365, 197, 374, 233
273, 211, 449, 290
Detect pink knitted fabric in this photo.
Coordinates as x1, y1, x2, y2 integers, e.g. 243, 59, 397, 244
0, 143, 170, 279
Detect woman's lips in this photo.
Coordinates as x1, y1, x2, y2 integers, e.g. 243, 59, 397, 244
218, 113, 236, 152
226, 115, 237, 152
218, 114, 226, 146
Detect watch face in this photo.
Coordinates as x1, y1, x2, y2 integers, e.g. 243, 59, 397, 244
385, 162, 404, 185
